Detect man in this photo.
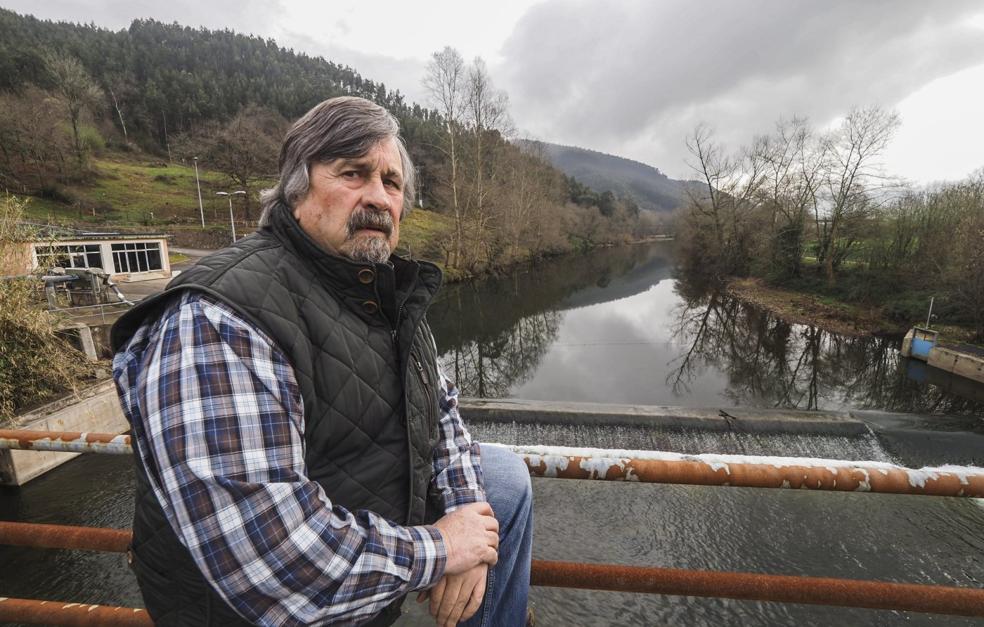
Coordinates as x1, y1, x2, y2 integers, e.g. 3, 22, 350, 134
111, 96, 533, 626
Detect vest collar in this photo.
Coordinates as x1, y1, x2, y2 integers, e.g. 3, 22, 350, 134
264, 201, 442, 327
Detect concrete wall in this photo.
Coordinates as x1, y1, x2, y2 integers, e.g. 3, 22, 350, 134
928, 346, 984, 385
0, 380, 129, 486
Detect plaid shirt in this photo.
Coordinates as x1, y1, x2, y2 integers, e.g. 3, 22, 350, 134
113, 290, 486, 626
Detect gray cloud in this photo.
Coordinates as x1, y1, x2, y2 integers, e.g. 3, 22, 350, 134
497, 0, 984, 177
279, 30, 430, 106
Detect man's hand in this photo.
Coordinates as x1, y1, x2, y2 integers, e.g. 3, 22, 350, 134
417, 564, 487, 626
432, 502, 498, 576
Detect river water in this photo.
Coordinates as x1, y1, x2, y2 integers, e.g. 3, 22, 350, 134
2, 241, 983, 626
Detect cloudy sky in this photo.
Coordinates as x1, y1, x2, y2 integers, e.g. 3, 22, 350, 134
5, 1, 984, 183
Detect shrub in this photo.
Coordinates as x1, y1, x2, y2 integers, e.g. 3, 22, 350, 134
0, 197, 97, 423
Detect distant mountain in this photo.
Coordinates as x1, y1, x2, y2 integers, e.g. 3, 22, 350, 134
520, 140, 699, 213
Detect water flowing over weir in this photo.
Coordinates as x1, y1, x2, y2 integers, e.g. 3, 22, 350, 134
459, 399, 984, 468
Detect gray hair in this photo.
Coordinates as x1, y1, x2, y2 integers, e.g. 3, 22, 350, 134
259, 96, 416, 226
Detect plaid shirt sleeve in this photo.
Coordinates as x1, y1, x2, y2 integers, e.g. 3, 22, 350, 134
431, 366, 487, 513
112, 291, 446, 626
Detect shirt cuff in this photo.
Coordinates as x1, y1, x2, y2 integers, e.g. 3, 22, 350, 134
406, 525, 447, 591
442, 488, 488, 513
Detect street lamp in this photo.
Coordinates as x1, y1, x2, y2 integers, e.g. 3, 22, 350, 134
216, 191, 246, 242
193, 157, 205, 229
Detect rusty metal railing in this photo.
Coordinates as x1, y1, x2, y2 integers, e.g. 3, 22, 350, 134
1, 522, 983, 621
0, 429, 132, 455
513, 443, 984, 498
0, 598, 151, 626
5, 429, 984, 623
4, 430, 984, 497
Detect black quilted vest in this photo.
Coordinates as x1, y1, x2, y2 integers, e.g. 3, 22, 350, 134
111, 202, 444, 626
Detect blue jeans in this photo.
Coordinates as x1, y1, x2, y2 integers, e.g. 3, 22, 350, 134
460, 444, 534, 627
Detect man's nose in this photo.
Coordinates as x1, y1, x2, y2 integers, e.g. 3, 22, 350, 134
363, 176, 391, 212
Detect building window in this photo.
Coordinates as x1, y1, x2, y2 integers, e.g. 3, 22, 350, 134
35, 244, 103, 272
111, 242, 162, 274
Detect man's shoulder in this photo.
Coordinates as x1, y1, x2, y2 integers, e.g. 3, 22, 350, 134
174, 232, 286, 290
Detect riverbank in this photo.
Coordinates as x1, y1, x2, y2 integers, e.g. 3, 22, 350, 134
726, 277, 909, 337
726, 277, 979, 342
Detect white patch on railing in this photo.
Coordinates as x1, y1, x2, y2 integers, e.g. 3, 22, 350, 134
493, 442, 984, 483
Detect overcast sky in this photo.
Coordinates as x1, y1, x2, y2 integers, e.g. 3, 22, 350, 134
5, 1, 984, 183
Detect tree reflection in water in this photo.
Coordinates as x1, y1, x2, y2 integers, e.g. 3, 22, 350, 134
428, 244, 668, 398
668, 281, 984, 414
426, 242, 984, 414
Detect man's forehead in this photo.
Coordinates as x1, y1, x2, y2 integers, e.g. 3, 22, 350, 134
328, 141, 402, 175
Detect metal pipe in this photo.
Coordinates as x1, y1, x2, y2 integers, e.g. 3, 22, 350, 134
0, 597, 152, 626
0, 521, 131, 553
4, 430, 984, 497
510, 444, 984, 498
0, 430, 132, 455
531, 560, 984, 618
3, 523, 984, 617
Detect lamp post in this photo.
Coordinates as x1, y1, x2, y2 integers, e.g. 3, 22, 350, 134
216, 191, 246, 242
193, 157, 205, 229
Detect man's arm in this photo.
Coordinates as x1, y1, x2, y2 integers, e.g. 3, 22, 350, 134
114, 292, 447, 626
430, 367, 487, 512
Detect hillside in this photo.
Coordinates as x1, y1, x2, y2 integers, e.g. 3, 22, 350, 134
522, 140, 698, 213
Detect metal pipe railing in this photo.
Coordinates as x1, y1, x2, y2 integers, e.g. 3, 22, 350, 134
0, 521, 130, 553
2, 522, 983, 619
0, 597, 152, 626
531, 560, 984, 618
0, 429, 132, 455
512, 444, 984, 498
4, 430, 983, 497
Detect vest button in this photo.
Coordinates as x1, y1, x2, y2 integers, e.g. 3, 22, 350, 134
357, 268, 375, 284
361, 299, 379, 315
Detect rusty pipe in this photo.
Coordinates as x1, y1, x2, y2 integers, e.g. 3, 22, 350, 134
531, 559, 984, 617
0, 429, 132, 455
0, 597, 152, 626
4, 430, 984, 497
3, 522, 984, 618
0, 521, 131, 553
512, 445, 984, 497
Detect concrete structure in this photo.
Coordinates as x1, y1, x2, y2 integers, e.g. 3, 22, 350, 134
901, 327, 984, 385
0, 381, 128, 486
3, 232, 171, 282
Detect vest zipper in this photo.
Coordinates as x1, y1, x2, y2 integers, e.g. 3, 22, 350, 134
412, 353, 429, 386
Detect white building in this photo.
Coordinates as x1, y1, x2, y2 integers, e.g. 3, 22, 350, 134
9, 233, 172, 282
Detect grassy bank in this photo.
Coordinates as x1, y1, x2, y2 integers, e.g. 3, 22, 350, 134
727, 269, 979, 343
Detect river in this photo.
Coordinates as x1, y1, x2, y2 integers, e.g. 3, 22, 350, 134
2, 241, 983, 626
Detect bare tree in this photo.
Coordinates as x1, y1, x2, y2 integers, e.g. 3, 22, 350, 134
0, 87, 72, 191
44, 53, 103, 168
423, 47, 466, 268
464, 58, 512, 266
755, 117, 822, 277
682, 124, 766, 277
815, 106, 900, 284
204, 105, 286, 222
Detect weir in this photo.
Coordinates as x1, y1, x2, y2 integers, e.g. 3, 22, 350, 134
459, 399, 984, 467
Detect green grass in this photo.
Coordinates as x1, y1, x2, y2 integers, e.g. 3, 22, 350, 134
396, 207, 451, 262
19, 150, 470, 280
21, 151, 274, 226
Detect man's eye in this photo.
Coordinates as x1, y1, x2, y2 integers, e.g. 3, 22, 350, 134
341, 170, 360, 179
384, 179, 401, 190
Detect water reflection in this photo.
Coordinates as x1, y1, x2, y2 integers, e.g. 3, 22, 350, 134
669, 285, 984, 414
428, 242, 984, 414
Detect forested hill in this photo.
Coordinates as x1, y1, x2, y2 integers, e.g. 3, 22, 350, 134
0, 8, 437, 146
522, 140, 698, 213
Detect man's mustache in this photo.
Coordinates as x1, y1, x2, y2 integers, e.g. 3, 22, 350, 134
347, 209, 393, 238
